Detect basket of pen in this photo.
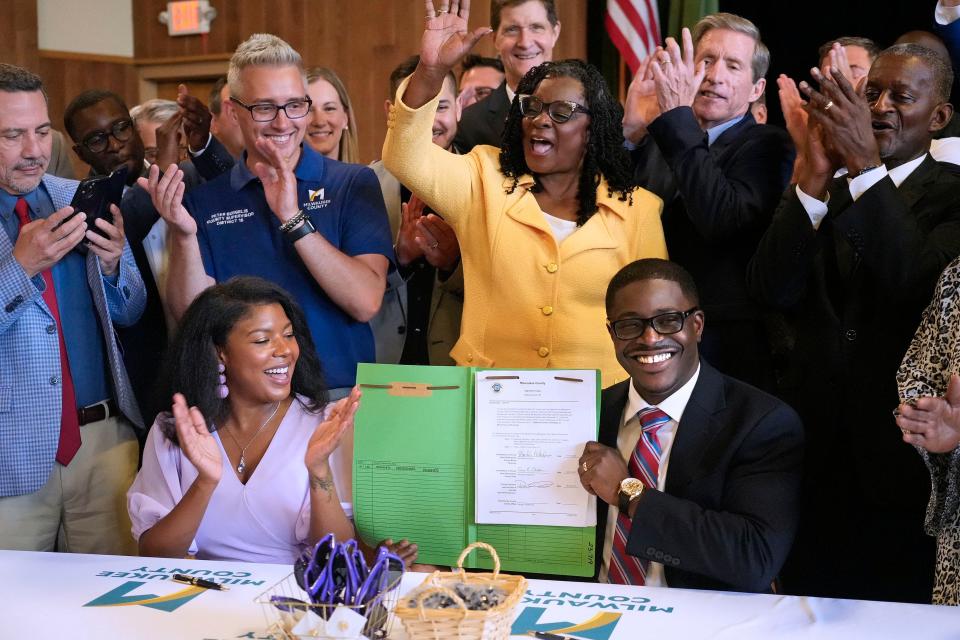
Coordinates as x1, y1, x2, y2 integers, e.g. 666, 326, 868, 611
394, 541, 526, 640
257, 534, 404, 639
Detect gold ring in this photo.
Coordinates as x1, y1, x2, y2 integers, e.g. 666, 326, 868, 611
823, 100, 834, 111
581, 461, 589, 472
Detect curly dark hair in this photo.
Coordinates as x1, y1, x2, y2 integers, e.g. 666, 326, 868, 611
157, 276, 329, 444
498, 59, 635, 226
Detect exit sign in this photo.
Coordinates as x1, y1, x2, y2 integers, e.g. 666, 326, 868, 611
161, 0, 216, 36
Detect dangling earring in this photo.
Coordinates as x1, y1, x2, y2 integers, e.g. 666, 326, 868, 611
218, 362, 229, 399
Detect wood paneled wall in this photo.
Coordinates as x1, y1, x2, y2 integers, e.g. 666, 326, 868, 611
133, 0, 587, 163
2, 1, 587, 165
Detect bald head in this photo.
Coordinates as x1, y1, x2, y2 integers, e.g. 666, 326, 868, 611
895, 31, 952, 66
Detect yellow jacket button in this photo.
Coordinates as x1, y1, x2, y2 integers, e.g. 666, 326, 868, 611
538, 347, 550, 357
546, 263, 559, 273
542, 305, 554, 316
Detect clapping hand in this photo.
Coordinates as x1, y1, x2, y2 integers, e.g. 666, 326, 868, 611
176, 84, 213, 151
253, 136, 300, 226
799, 66, 880, 177
622, 53, 661, 143
305, 387, 361, 477
650, 28, 706, 113
172, 392, 222, 485
137, 163, 197, 236
896, 374, 960, 454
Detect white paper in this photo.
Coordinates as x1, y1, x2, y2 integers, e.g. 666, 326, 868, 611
474, 369, 598, 527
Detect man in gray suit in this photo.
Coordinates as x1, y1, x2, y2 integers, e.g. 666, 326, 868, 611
0, 64, 146, 555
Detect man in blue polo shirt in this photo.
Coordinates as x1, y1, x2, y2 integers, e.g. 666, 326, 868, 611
140, 33, 392, 398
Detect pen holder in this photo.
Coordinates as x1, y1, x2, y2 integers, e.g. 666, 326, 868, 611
394, 542, 526, 640
256, 572, 400, 639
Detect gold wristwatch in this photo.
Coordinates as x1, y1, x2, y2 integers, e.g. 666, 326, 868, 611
618, 477, 645, 514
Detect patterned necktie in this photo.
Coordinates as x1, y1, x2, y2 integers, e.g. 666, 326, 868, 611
84, 250, 144, 431
607, 406, 670, 585
14, 197, 81, 465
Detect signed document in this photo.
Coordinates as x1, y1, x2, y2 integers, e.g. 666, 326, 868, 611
475, 370, 598, 527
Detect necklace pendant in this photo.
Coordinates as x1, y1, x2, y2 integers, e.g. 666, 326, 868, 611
237, 456, 246, 475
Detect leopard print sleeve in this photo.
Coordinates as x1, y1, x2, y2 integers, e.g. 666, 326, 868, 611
897, 257, 960, 537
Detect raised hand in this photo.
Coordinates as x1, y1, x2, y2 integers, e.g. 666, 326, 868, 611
85, 203, 126, 276
12, 206, 86, 278
137, 163, 197, 236
172, 392, 222, 485
252, 137, 300, 226
176, 84, 213, 151
305, 386, 361, 477
778, 74, 808, 152
650, 28, 706, 112
622, 53, 661, 143
799, 66, 880, 177
896, 374, 960, 454
419, 0, 491, 72
155, 112, 185, 170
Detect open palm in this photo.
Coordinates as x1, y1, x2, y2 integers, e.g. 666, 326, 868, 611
305, 387, 361, 475
420, 0, 490, 71
172, 393, 222, 484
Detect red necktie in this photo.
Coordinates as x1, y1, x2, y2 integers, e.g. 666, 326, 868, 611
15, 197, 81, 465
607, 406, 670, 584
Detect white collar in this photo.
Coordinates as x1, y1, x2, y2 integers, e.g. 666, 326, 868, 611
625, 363, 701, 424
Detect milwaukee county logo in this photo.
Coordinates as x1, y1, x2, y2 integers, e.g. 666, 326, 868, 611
511, 589, 676, 639
83, 565, 265, 613
304, 187, 331, 211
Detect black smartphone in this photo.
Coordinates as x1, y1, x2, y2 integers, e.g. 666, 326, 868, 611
65, 165, 128, 238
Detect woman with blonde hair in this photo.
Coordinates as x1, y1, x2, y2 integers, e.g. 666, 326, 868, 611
305, 67, 359, 163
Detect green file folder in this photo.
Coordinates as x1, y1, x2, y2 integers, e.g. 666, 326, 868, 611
353, 363, 598, 576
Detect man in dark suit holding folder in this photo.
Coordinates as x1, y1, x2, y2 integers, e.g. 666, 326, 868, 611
578, 258, 803, 592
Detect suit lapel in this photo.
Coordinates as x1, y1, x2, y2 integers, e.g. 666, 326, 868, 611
897, 154, 939, 211
665, 362, 726, 492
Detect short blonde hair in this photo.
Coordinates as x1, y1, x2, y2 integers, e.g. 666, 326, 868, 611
692, 13, 770, 83
227, 33, 306, 98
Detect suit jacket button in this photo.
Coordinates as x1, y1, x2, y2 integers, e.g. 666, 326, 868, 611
845, 329, 857, 341
46, 324, 57, 334
49, 375, 60, 386
672, 558, 680, 566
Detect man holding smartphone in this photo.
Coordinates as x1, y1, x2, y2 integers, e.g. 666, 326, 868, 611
0, 64, 147, 555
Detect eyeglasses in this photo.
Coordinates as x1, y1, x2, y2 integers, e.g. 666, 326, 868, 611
607, 307, 700, 340
81, 119, 134, 153
229, 96, 313, 122
518, 94, 591, 123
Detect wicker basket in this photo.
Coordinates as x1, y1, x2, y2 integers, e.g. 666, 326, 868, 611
255, 571, 400, 639
394, 542, 526, 640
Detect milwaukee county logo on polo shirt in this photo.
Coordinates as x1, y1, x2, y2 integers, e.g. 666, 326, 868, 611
303, 187, 331, 211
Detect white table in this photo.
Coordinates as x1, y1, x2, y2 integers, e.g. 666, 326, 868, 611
0, 550, 956, 639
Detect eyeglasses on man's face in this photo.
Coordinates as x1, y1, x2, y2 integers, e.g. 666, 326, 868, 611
229, 96, 313, 122
607, 308, 700, 340
518, 94, 591, 124
81, 119, 134, 153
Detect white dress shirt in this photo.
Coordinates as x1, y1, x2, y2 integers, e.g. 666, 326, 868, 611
796, 154, 928, 229
599, 365, 701, 586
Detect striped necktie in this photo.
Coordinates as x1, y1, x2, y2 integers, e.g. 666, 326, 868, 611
14, 197, 81, 465
607, 406, 670, 584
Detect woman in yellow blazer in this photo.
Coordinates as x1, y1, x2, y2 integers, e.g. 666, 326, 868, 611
383, 0, 666, 386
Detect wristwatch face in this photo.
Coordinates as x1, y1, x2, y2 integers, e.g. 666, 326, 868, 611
620, 477, 644, 497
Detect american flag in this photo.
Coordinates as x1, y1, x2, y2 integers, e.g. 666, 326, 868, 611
606, 0, 661, 74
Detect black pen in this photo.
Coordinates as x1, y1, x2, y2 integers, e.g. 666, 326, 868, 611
528, 632, 573, 640
172, 573, 230, 591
